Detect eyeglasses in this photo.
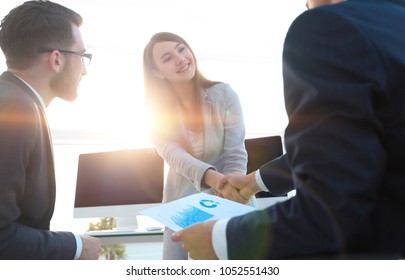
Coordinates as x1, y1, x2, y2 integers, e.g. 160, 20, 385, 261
38, 47, 92, 66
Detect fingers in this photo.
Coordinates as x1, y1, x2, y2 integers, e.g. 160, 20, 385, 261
171, 230, 182, 243
171, 221, 219, 260
221, 172, 261, 201
239, 188, 256, 201
217, 173, 248, 203
79, 235, 102, 260
215, 191, 224, 198
171, 230, 191, 256
217, 176, 228, 190
217, 172, 244, 191
218, 183, 249, 204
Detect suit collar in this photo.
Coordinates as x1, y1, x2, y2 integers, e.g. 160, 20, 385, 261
0, 71, 46, 111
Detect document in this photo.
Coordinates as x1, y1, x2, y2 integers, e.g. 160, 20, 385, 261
141, 192, 256, 232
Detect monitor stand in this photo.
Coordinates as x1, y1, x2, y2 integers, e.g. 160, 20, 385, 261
85, 215, 164, 236
115, 216, 140, 230
115, 215, 164, 232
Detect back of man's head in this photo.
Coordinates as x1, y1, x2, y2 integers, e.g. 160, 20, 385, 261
0, 0, 82, 69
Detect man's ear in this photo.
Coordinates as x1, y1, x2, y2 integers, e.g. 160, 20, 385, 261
152, 69, 165, 79
49, 50, 63, 72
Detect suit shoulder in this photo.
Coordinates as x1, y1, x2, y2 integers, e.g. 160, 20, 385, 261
0, 81, 39, 115
289, 1, 372, 33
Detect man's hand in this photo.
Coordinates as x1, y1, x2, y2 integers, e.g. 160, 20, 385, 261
218, 172, 261, 201
171, 220, 219, 260
79, 235, 102, 260
204, 169, 249, 204
216, 182, 249, 204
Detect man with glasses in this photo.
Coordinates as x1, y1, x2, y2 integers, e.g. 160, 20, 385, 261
0, 1, 100, 259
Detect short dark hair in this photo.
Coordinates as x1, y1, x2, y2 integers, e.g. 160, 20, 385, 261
0, 0, 82, 69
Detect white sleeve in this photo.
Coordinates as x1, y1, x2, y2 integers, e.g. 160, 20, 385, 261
255, 170, 268, 191
74, 234, 83, 260
212, 218, 231, 260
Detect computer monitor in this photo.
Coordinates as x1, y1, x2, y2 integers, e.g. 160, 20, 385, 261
73, 147, 164, 229
245, 135, 284, 198
245, 135, 283, 173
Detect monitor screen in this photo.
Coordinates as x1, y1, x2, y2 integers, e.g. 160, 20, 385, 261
245, 136, 285, 198
73, 147, 164, 225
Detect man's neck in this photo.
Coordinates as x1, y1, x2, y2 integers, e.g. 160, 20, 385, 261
8, 68, 52, 107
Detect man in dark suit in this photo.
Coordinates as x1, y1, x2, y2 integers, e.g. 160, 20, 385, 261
172, 0, 405, 259
0, 1, 101, 259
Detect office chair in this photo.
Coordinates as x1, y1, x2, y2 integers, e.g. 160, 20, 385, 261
244, 135, 284, 198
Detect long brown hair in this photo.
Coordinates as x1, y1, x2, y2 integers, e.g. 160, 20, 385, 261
143, 32, 218, 150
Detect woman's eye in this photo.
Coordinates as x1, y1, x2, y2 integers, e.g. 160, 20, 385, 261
162, 57, 171, 63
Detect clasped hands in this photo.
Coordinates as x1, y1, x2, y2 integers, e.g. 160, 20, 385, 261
215, 172, 261, 204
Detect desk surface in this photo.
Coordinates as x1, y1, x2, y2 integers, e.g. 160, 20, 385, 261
256, 196, 291, 209
87, 228, 164, 244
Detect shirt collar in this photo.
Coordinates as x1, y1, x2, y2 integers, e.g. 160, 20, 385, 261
10, 73, 46, 110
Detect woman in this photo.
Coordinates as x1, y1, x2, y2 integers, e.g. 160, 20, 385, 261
143, 32, 254, 259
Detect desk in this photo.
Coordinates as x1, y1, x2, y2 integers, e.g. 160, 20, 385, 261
256, 196, 292, 209
91, 230, 163, 244
88, 230, 164, 259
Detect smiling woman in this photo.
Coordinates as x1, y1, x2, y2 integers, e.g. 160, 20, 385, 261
0, 0, 304, 237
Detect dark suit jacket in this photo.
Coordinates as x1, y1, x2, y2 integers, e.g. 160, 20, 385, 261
259, 154, 293, 196
0, 71, 77, 259
227, 0, 405, 259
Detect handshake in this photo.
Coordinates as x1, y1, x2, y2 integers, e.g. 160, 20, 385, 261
214, 171, 262, 204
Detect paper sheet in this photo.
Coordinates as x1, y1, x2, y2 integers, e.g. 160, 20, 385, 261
141, 192, 256, 231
